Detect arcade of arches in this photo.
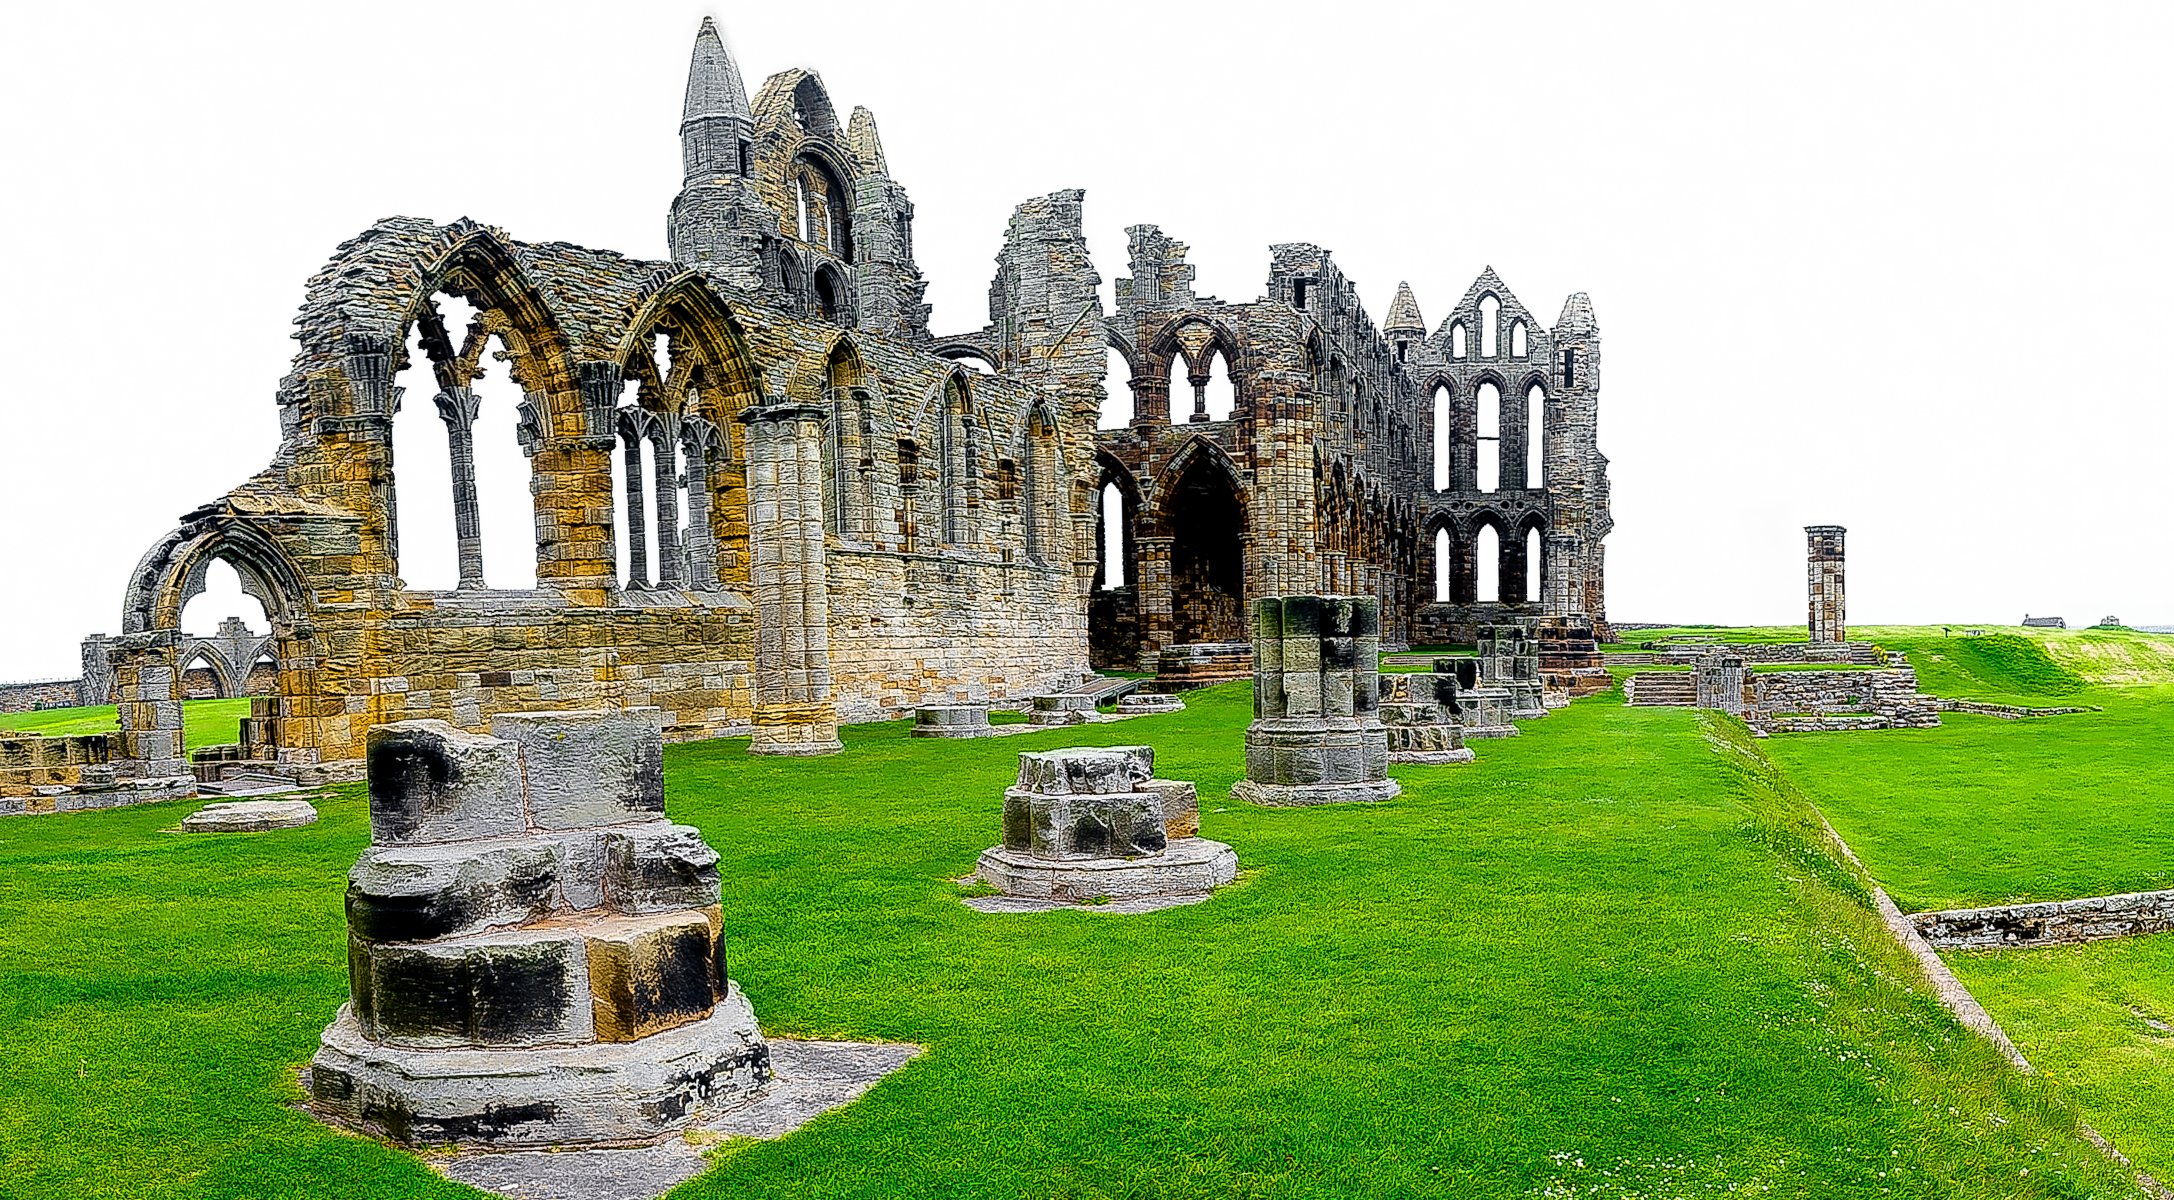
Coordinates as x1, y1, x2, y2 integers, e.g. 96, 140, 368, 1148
79, 21, 1609, 787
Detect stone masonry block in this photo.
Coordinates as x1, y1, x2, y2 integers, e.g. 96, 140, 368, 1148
366, 721, 526, 845
491, 708, 665, 830
357, 927, 595, 1049
602, 823, 721, 914
346, 839, 562, 943
1142, 778, 1199, 840
586, 910, 722, 1043
1014, 746, 1153, 796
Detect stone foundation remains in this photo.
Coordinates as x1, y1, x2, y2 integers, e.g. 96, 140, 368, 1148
1154, 642, 1254, 691
1444, 659, 1520, 738
1625, 653, 1941, 733
1912, 890, 2174, 950
0, 732, 197, 816
1232, 596, 1399, 805
1116, 692, 1184, 715
1476, 622, 1546, 719
305, 708, 771, 1147
182, 798, 319, 832
1377, 672, 1474, 764
911, 705, 992, 738
973, 746, 1235, 905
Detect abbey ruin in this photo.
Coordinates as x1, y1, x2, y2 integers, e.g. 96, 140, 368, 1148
89, 19, 1612, 784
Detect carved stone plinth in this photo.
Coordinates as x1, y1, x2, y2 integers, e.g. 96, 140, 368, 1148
304, 708, 771, 1147
1231, 596, 1400, 806
973, 746, 1235, 906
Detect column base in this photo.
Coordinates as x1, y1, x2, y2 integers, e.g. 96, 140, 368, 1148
1231, 777, 1402, 806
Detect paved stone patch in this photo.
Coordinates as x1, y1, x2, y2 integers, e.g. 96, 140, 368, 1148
180, 799, 318, 832
433, 1039, 922, 1200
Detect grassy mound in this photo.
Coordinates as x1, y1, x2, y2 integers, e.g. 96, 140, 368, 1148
0, 685, 2141, 1197
1890, 634, 2087, 699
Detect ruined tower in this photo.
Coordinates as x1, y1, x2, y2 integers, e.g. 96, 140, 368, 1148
1806, 525, 1846, 644
667, 18, 765, 284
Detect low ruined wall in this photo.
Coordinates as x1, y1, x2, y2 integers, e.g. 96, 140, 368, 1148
1747, 666, 1939, 730
0, 732, 111, 798
0, 679, 82, 714
1912, 891, 2174, 949
1937, 699, 2097, 720
1650, 641, 1881, 666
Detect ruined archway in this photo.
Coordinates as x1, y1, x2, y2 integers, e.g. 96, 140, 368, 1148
1160, 445, 1248, 645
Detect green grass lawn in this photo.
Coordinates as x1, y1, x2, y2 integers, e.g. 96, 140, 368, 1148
0, 698, 254, 753
0, 685, 2137, 1198
1948, 933, 2174, 1187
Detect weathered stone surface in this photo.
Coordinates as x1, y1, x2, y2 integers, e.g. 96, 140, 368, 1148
1142, 778, 1199, 839
1000, 789, 1166, 860
354, 927, 596, 1049
1232, 596, 1399, 805
910, 705, 992, 738
346, 839, 563, 943
1115, 692, 1183, 714
1015, 746, 1153, 796
308, 988, 769, 1148
1027, 694, 1095, 727
314, 707, 766, 1148
180, 798, 318, 832
367, 721, 526, 845
585, 909, 725, 1043
601, 824, 721, 914
492, 709, 665, 830
1911, 889, 2174, 950
975, 837, 1237, 904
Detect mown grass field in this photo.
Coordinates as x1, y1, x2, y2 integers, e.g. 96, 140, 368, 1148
0, 684, 2142, 1198
1743, 625, 2174, 1186
0, 698, 253, 752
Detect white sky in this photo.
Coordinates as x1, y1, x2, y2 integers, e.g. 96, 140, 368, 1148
1, 0, 2168, 680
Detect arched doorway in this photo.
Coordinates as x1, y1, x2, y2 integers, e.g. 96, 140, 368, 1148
1163, 450, 1247, 644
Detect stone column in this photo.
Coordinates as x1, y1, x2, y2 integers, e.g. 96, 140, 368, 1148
111, 630, 188, 780
1231, 595, 1399, 806
651, 431, 682, 588
1187, 371, 1210, 423
621, 434, 649, 589
1806, 525, 1846, 644
1543, 533, 1581, 618
433, 388, 486, 588
742, 404, 841, 756
1135, 535, 1174, 670
683, 440, 717, 590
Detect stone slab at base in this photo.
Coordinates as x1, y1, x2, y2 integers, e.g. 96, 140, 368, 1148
430, 1038, 921, 1200
306, 988, 769, 1147
1389, 748, 1475, 765
1230, 777, 1402, 806
1115, 693, 1184, 714
910, 705, 993, 738
181, 798, 319, 831
973, 837, 1236, 904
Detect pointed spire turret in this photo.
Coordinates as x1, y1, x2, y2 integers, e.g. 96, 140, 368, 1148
682, 16, 751, 127
1555, 292, 1597, 333
846, 106, 889, 175
668, 18, 765, 275
1383, 281, 1425, 336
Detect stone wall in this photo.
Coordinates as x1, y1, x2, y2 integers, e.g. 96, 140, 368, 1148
1647, 641, 1881, 666
1912, 890, 2174, 950
0, 679, 81, 714
1743, 662, 1939, 731
103, 24, 1102, 779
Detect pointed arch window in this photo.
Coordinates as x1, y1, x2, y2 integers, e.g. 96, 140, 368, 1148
1479, 295, 1501, 358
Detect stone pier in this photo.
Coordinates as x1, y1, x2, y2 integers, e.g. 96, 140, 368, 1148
973, 746, 1236, 906
305, 708, 771, 1147
1377, 672, 1474, 764
1806, 525, 1847, 645
1231, 595, 1399, 806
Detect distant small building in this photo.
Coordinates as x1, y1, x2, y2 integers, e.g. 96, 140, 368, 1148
2021, 615, 2066, 629
2094, 616, 2124, 629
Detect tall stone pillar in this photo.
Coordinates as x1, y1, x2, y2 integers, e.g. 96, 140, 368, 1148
111, 630, 188, 780
743, 404, 841, 755
1806, 525, 1846, 645
1135, 535, 1174, 670
621, 435, 650, 589
1231, 595, 1398, 806
1543, 533, 1581, 619
434, 388, 486, 588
